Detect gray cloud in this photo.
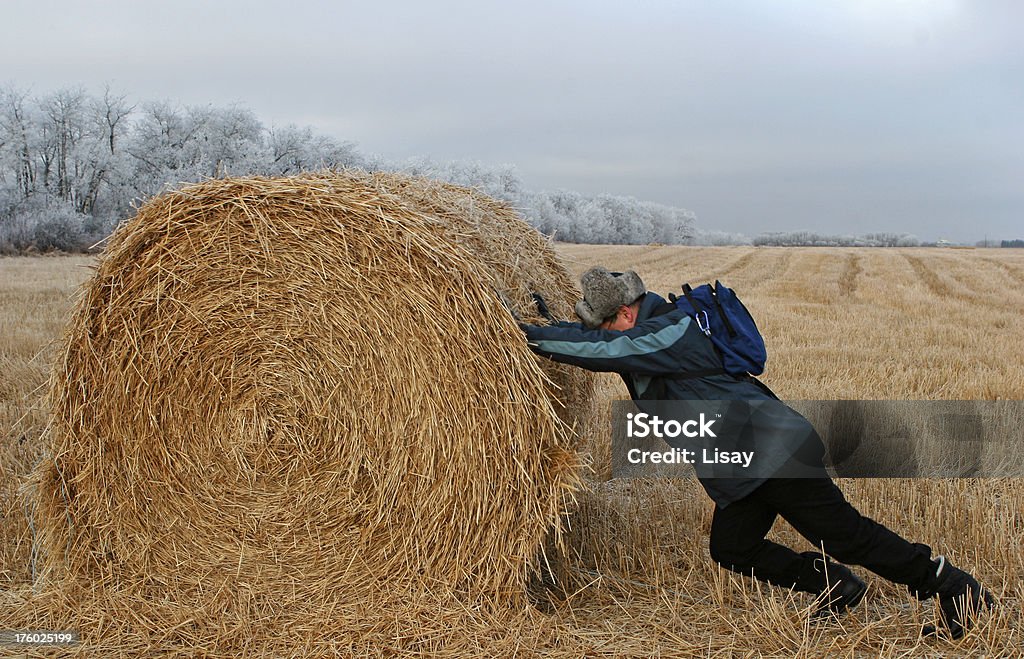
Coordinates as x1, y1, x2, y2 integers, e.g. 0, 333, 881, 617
2, 0, 1021, 241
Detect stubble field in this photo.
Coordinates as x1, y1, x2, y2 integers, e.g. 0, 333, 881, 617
2, 246, 1022, 656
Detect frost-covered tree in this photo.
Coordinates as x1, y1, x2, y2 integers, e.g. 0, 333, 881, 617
32, 88, 123, 217
0, 87, 38, 198
588, 194, 641, 243
124, 101, 212, 198
398, 157, 523, 204
198, 105, 267, 177
692, 230, 753, 246
0, 86, 701, 251
520, 189, 586, 240
88, 89, 136, 230
513, 189, 694, 245
266, 124, 364, 174
0, 85, 126, 250
754, 231, 919, 247
643, 200, 696, 244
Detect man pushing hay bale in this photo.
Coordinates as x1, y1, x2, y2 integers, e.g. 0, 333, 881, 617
8, 171, 595, 652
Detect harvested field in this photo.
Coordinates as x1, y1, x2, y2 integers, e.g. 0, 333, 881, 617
3, 233, 1023, 655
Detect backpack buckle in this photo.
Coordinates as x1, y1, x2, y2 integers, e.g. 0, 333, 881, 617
696, 309, 711, 336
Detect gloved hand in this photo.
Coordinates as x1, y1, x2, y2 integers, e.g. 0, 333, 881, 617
531, 292, 556, 323
496, 290, 522, 321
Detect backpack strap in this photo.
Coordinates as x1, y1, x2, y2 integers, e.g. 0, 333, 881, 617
680, 283, 712, 336
709, 287, 738, 338
681, 283, 701, 312
651, 301, 677, 317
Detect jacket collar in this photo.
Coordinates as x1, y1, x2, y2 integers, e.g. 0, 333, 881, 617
636, 292, 669, 322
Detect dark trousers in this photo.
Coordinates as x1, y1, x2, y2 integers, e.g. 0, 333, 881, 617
709, 477, 935, 594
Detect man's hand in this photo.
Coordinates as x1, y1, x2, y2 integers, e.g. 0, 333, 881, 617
496, 290, 523, 321
531, 292, 556, 323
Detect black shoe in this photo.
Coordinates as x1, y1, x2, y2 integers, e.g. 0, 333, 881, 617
813, 563, 868, 618
921, 556, 995, 640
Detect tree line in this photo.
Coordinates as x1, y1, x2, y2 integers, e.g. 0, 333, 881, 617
0, 86, 695, 252
751, 232, 921, 247
749, 233, 1022, 248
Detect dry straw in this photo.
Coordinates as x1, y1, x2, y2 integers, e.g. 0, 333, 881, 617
4, 171, 595, 654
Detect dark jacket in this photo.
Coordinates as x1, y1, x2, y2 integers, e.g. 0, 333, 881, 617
522, 292, 825, 506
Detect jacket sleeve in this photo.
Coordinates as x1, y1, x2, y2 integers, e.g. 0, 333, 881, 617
520, 310, 694, 375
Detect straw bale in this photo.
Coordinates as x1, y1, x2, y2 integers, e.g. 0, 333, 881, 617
364, 173, 597, 438
8, 171, 595, 651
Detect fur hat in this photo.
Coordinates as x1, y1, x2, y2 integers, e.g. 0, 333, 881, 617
575, 267, 646, 329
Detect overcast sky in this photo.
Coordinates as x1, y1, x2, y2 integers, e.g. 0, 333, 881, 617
3, 0, 1021, 242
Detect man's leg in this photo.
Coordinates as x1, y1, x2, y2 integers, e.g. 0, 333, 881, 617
761, 477, 994, 636
709, 491, 838, 594
755, 477, 935, 588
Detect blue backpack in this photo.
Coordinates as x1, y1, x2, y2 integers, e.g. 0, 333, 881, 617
670, 281, 767, 376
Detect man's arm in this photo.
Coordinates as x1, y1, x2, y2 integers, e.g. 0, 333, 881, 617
521, 310, 693, 375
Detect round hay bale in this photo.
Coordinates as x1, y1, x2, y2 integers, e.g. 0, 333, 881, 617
365, 173, 596, 437
31, 172, 594, 636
